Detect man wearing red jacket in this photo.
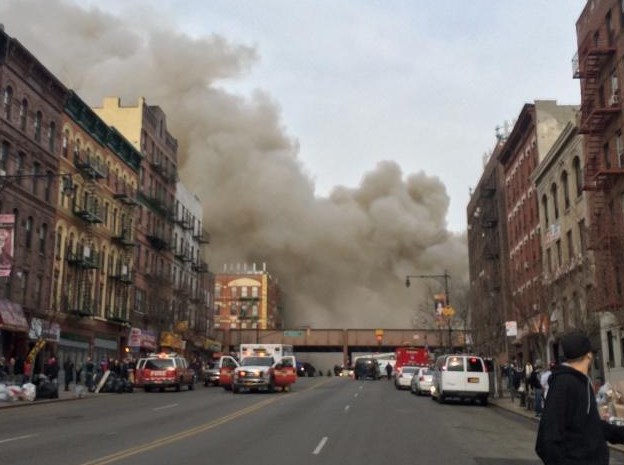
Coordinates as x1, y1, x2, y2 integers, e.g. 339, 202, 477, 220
536, 331, 624, 464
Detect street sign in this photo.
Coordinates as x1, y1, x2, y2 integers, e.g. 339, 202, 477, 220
283, 330, 304, 337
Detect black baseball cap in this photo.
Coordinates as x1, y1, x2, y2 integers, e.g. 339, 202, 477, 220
561, 331, 594, 360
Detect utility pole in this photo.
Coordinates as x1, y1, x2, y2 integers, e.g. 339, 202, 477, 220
406, 270, 454, 353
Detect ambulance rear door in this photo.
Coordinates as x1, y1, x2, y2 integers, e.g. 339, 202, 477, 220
219, 356, 239, 391
274, 356, 297, 391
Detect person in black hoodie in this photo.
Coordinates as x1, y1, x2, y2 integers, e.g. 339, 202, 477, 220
535, 331, 624, 464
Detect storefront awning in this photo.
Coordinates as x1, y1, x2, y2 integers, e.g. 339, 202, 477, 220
0, 299, 29, 333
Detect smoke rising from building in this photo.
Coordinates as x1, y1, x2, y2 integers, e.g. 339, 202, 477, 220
2, 0, 468, 328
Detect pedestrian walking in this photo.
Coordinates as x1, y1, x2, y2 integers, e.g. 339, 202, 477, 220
536, 331, 624, 465
385, 362, 392, 380
540, 361, 555, 401
63, 357, 74, 392
529, 360, 543, 417
85, 357, 95, 392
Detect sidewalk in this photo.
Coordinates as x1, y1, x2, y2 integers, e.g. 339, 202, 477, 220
489, 393, 624, 455
0, 384, 96, 410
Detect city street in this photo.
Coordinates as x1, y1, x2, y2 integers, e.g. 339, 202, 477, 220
3, 377, 621, 465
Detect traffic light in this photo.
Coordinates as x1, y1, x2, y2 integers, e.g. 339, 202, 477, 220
376, 334, 383, 343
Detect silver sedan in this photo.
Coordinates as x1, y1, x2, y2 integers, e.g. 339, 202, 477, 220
410, 367, 433, 395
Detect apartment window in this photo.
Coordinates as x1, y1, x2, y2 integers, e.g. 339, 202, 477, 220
19, 99, 27, 131
556, 239, 562, 267
21, 271, 28, 304
62, 130, 69, 158
562, 171, 570, 210
25, 217, 33, 249
0, 141, 8, 174
16, 152, 24, 187
566, 230, 574, 262
32, 162, 40, 196
35, 275, 42, 308
252, 286, 259, 298
231, 286, 238, 298
618, 132, 624, 168
542, 194, 549, 226
48, 121, 56, 153
55, 227, 63, 258
551, 183, 559, 219
576, 219, 587, 260
44, 171, 52, 202
39, 223, 47, 254
241, 286, 248, 298
573, 157, 583, 197
34, 111, 42, 142
3, 86, 12, 120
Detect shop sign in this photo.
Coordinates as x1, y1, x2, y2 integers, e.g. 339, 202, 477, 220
160, 331, 184, 350
29, 317, 61, 342
128, 327, 157, 350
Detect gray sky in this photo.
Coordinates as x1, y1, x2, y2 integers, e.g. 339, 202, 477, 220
70, 0, 585, 232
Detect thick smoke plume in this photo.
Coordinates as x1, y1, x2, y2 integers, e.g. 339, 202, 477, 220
2, 0, 468, 328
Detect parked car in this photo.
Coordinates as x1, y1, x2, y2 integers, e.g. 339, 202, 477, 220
431, 354, 489, 405
204, 360, 221, 386
353, 357, 380, 380
296, 361, 316, 377
410, 367, 433, 395
394, 365, 418, 390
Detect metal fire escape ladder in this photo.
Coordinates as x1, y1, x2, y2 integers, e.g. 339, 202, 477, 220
576, 28, 623, 312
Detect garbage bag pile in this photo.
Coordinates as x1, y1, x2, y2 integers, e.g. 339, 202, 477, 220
94, 372, 134, 394
0, 382, 37, 402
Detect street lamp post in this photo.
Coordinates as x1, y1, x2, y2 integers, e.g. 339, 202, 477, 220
405, 270, 453, 353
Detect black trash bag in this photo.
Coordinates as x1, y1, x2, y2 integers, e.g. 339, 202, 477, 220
122, 378, 134, 393
34, 374, 59, 400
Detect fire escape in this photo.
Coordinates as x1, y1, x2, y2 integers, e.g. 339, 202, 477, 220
68, 148, 108, 316
108, 177, 139, 326
574, 27, 624, 312
471, 175, 502, 354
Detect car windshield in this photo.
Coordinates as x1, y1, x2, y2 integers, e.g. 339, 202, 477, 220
420, 369, 432, 376
145, 359, 174, 370
402, 367, 417, 374
241, 357, 274, 367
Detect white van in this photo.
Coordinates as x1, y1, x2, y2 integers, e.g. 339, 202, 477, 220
431, 354, 489, 406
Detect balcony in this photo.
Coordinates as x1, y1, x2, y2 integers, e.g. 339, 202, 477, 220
139, 192, 173, 218
73, 200, 104, 224
174, 246, 187, 261
145, 270, 172, 285
113, 183, 139, 206
193, 230, 210, 244
191, 259, 209, 273
106, 308, 131, 325
146, 231, 170, 251
73, 153, 108, 179
66, 250, 100, 269
112, 229, 136, 248
108, 267, 133, 284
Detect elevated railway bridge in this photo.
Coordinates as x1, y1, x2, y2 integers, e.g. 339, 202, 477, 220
213, 328, 468, 364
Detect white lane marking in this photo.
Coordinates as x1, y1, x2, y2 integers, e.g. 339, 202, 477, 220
359, 385, 363, 389
313, 436, 328, 455
0, 434, 36, 444
354, 393, 359, 398
344, 405, 350, 412
153, 403, 178, 411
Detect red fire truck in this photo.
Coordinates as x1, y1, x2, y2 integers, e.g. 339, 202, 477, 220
394, 346, 431, 371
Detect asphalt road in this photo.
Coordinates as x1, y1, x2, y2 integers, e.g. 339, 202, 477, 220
2, 377, 624, 465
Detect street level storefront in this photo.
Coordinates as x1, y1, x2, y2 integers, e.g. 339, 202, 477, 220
0, 299, 29, 359
27, 317, 61, 374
